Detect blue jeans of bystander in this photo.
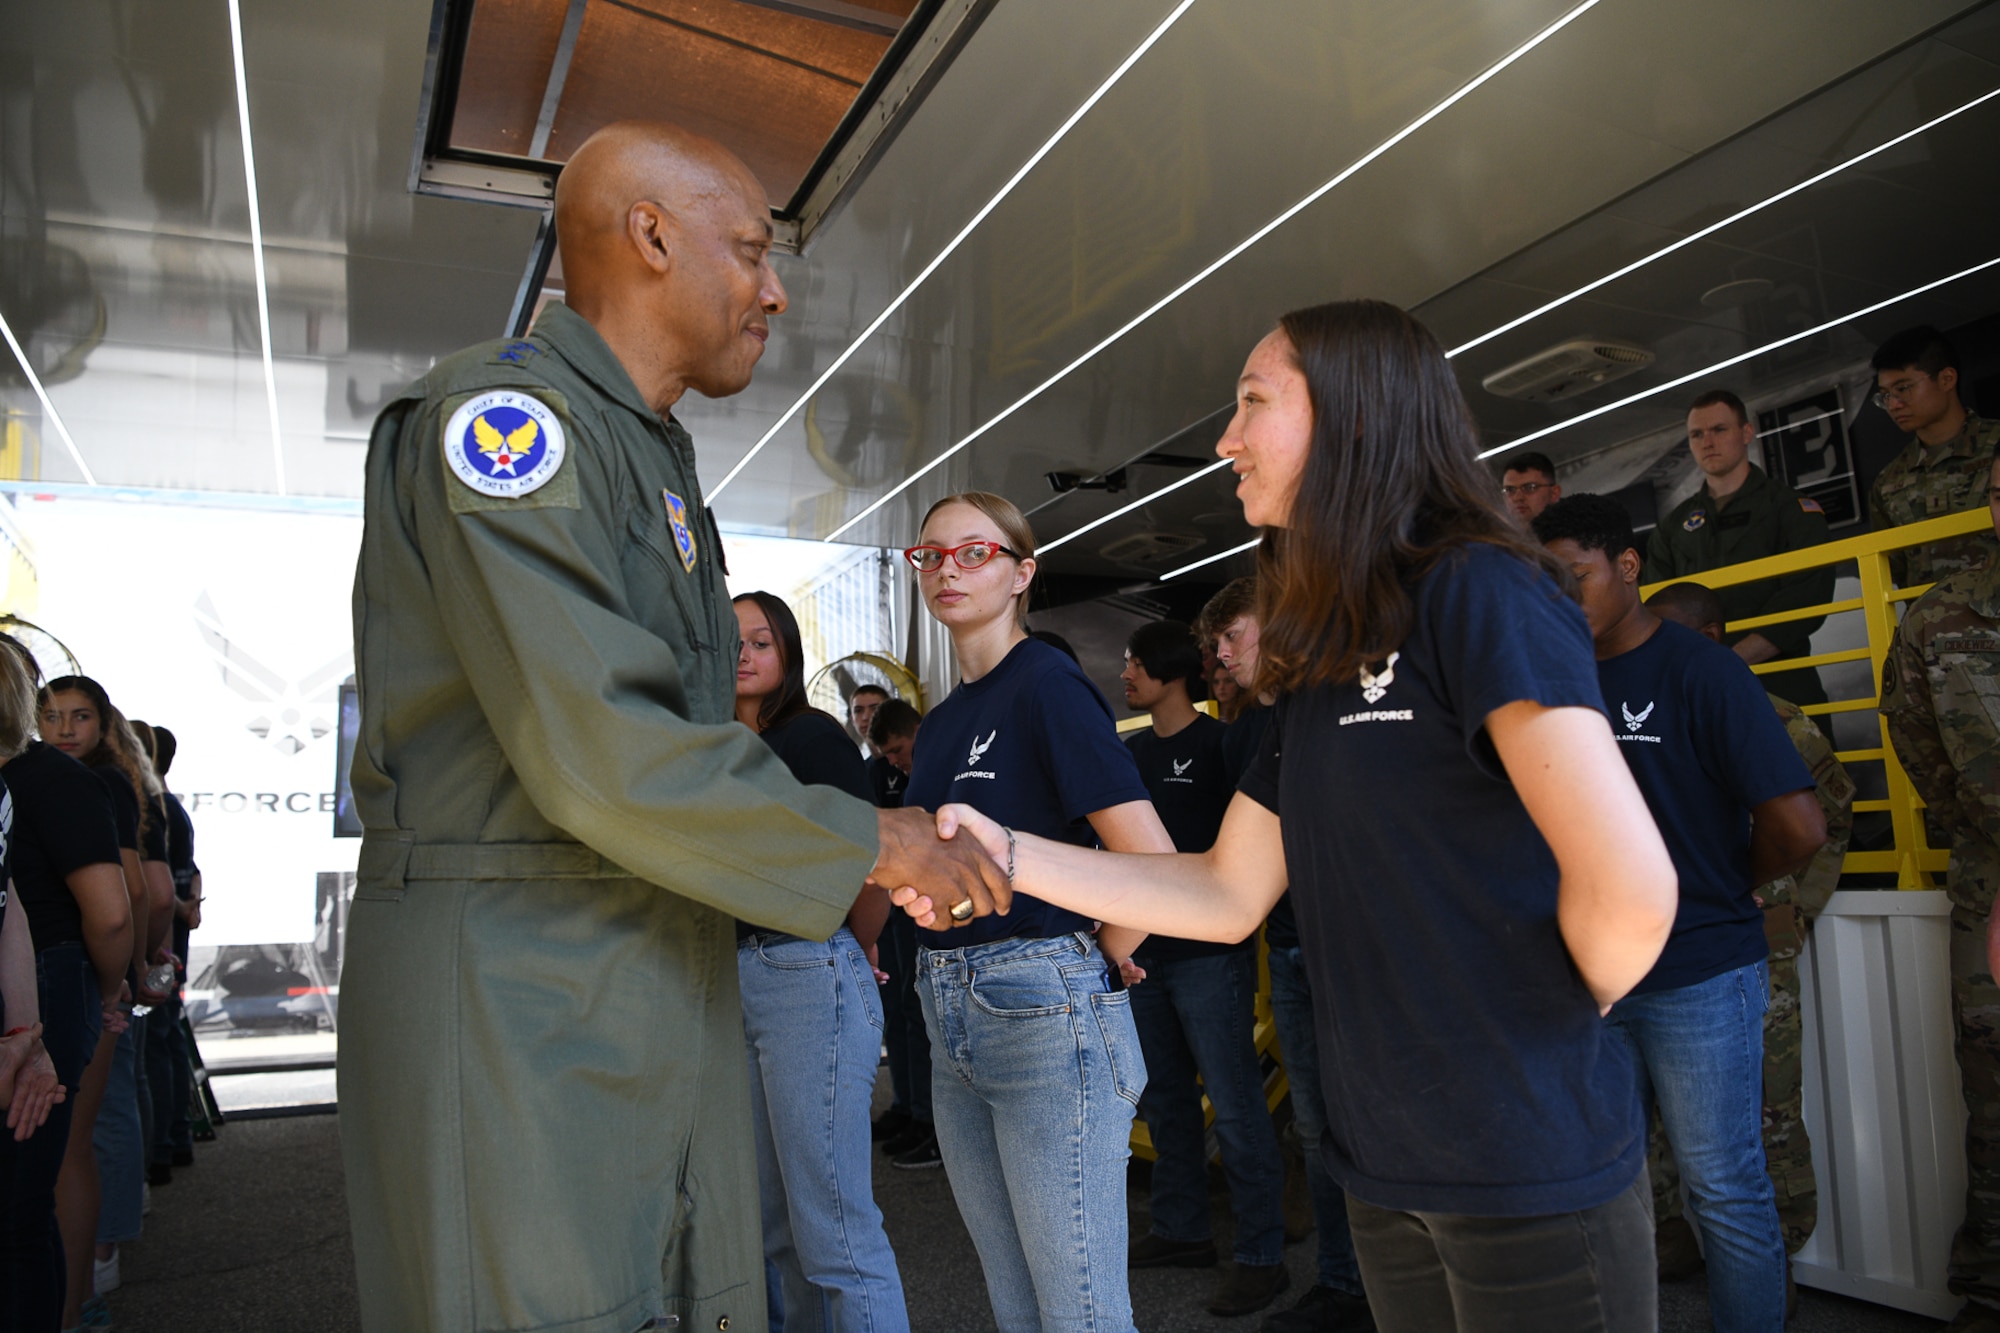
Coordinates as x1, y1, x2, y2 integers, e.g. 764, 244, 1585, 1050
1267, 944, 1365, 1297
919, 931, 1146, 1333
741, 927, 909, 1333
1605, 959, 1784, 1333
1129, 948, 1286, 1266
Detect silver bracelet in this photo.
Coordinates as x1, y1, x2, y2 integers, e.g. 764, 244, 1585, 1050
1004, 825, 1018, 887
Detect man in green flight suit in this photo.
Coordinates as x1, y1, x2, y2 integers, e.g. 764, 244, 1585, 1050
1881, 442, 2000, 1333
1645, 388, 1836, 715
1868, 324, 2000, 589
339, 121, 1007, 1333
1644, 582, 1856, 1295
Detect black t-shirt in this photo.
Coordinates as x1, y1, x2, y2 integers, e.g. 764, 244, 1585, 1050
142, 793, 169, 863
906, 638, 1150, 949
164, 792, 197, 963
1239, 542, 1641, 1217
738, 711, 873, 942
1596, 619, 1812, 996
1224, 706, 1298, 948
866, 753, 907, 809
7, 742, 123, 949
1126, 714, 1243, 963
92, 763, 140, 853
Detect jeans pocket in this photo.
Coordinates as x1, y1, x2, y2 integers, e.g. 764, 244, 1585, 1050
754, 937, 837, 971
842, 946, 885, 1032
1091, 989, 1147, 1107
968, 957, 1072, 1019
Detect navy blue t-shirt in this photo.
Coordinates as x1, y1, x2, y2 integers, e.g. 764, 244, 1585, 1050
1126, 713, 1243, 963
1597, 618, 1812, 996
906, 637, 1151, 949
1239, 542, 1642, 1217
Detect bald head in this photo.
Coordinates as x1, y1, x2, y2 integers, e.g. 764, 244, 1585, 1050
551, 121, 787, 410
1646, 581, 1727, 643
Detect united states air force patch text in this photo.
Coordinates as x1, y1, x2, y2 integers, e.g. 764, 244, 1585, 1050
444, 392, 567, 499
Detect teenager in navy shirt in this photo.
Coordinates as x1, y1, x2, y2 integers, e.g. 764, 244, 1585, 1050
1118, 619, 1289, 1318
1536, 494, 1825, 1333
902, 303, 1680, 1332
901, 491, 1173, 1333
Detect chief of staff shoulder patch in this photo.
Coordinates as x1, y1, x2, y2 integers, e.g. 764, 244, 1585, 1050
443, 391, 567, 500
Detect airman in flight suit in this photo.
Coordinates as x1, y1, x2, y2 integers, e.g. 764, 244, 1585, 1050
338, 122, 1005, 1333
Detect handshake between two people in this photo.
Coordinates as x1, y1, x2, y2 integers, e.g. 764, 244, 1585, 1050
869, 804, 1013, 930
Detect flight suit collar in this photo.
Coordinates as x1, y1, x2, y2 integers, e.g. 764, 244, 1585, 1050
530, 301, 668, 426
1919, 412, 1987, 471
1704, 463, 1772, 514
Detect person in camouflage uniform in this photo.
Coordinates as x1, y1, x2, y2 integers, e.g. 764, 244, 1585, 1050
1866, 325, 2000, 589
1881, 443, 2000, 1333
1645, 583, 1855, 1272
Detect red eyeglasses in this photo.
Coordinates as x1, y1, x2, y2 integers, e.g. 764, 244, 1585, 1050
902, 541, 1022, 573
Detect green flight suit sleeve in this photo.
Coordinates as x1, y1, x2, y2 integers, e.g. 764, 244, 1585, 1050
1643, 521, 1682, 585
1881, 623, 1966, 831
1742, 497, 1835, 658
406, 401, 879, 938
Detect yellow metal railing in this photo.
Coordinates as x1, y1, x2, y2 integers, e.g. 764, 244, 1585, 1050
1640, 504, 1994, 889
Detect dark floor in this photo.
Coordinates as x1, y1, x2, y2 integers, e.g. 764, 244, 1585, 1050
103, 1076, 1950, 1333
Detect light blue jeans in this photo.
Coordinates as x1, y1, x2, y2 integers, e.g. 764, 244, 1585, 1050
1606, 959, 1784, 1333
919, 931, 1146, 1333
740, 928, 909, 1333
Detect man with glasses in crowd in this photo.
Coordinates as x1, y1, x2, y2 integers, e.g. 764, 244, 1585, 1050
1500, 450, 1563, 524
1868, 325, 2000, 587
1645, 389, 1835, 719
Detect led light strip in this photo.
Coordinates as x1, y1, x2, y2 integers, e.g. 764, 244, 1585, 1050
228, 0, 287, 496
1038, 458, 1232, 553
825, 0, 1601, 542
1448, 86, 2000, 359
702, 0, 1202, 504
1163, 537, 1259, 582
0, 312, 97, 485
1479, 253, 2000, 461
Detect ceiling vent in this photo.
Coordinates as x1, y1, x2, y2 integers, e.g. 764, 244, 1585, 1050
1099, 531, 1205, 565
1481, 338, 1655, 403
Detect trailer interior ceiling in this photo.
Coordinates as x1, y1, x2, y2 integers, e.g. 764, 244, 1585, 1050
3, 0, 1997, 593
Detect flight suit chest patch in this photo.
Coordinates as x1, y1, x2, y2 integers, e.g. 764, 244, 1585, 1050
663, 489, 698, 572
1682, 510, 1706, 532
439, 389, 580, 513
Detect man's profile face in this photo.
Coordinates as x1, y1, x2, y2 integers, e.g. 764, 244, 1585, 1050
1120, 652, 1170, 711
1214, 615, 1260, 690
1686, 403, 1752, 481
1875, 364, 1958, 435
1544, 537, 1637, 643
1501, 468, 1559, 521
881, 729, 916, 774
673, 163, 788, 399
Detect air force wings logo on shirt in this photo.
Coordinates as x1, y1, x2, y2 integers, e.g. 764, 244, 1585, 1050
1622, 700, 1655, 731
1359, 651, 1399, 704
956, 730, 999, 782
1172, 758, 1193, 776
443, 391, 566, 499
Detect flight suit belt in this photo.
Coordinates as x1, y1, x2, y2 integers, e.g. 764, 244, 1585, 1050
358, 839, 633, 886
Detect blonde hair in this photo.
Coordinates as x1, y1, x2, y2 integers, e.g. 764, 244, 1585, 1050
919, 491, 1038, 630
0, 638, 36, 761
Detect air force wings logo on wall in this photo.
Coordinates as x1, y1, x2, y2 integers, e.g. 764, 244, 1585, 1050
443, 391, 566, 498
194, 593, 352, 754
1358, 651, 1400, 704
1622, 700, 1656, 732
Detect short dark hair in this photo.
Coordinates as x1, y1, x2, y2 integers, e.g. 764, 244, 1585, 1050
848, 684, 889, 707
1688, 388, 1748, 425
1500, 451, 1557, 482
1126, 620, 1203, 689
868, 698, 920, 747
1870, 326, 1957, 378
1646, 581, 1725, 632
151, 724, 179, 776
1532, 493, 1639, 561
1028, 629, 1078, 663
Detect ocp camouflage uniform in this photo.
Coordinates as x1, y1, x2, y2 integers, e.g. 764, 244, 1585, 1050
1868, 412, 2000, 589
1882, 550, 2000, 1316
1651, 694, 1854, 1250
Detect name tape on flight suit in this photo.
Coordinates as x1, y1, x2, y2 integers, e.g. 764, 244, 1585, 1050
443, 391, 568, 503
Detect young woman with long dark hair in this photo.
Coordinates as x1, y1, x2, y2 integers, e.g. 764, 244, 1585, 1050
901, 305, 1680, 1331
732, 590, 908, 1333
898, 491, 1173, 1333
